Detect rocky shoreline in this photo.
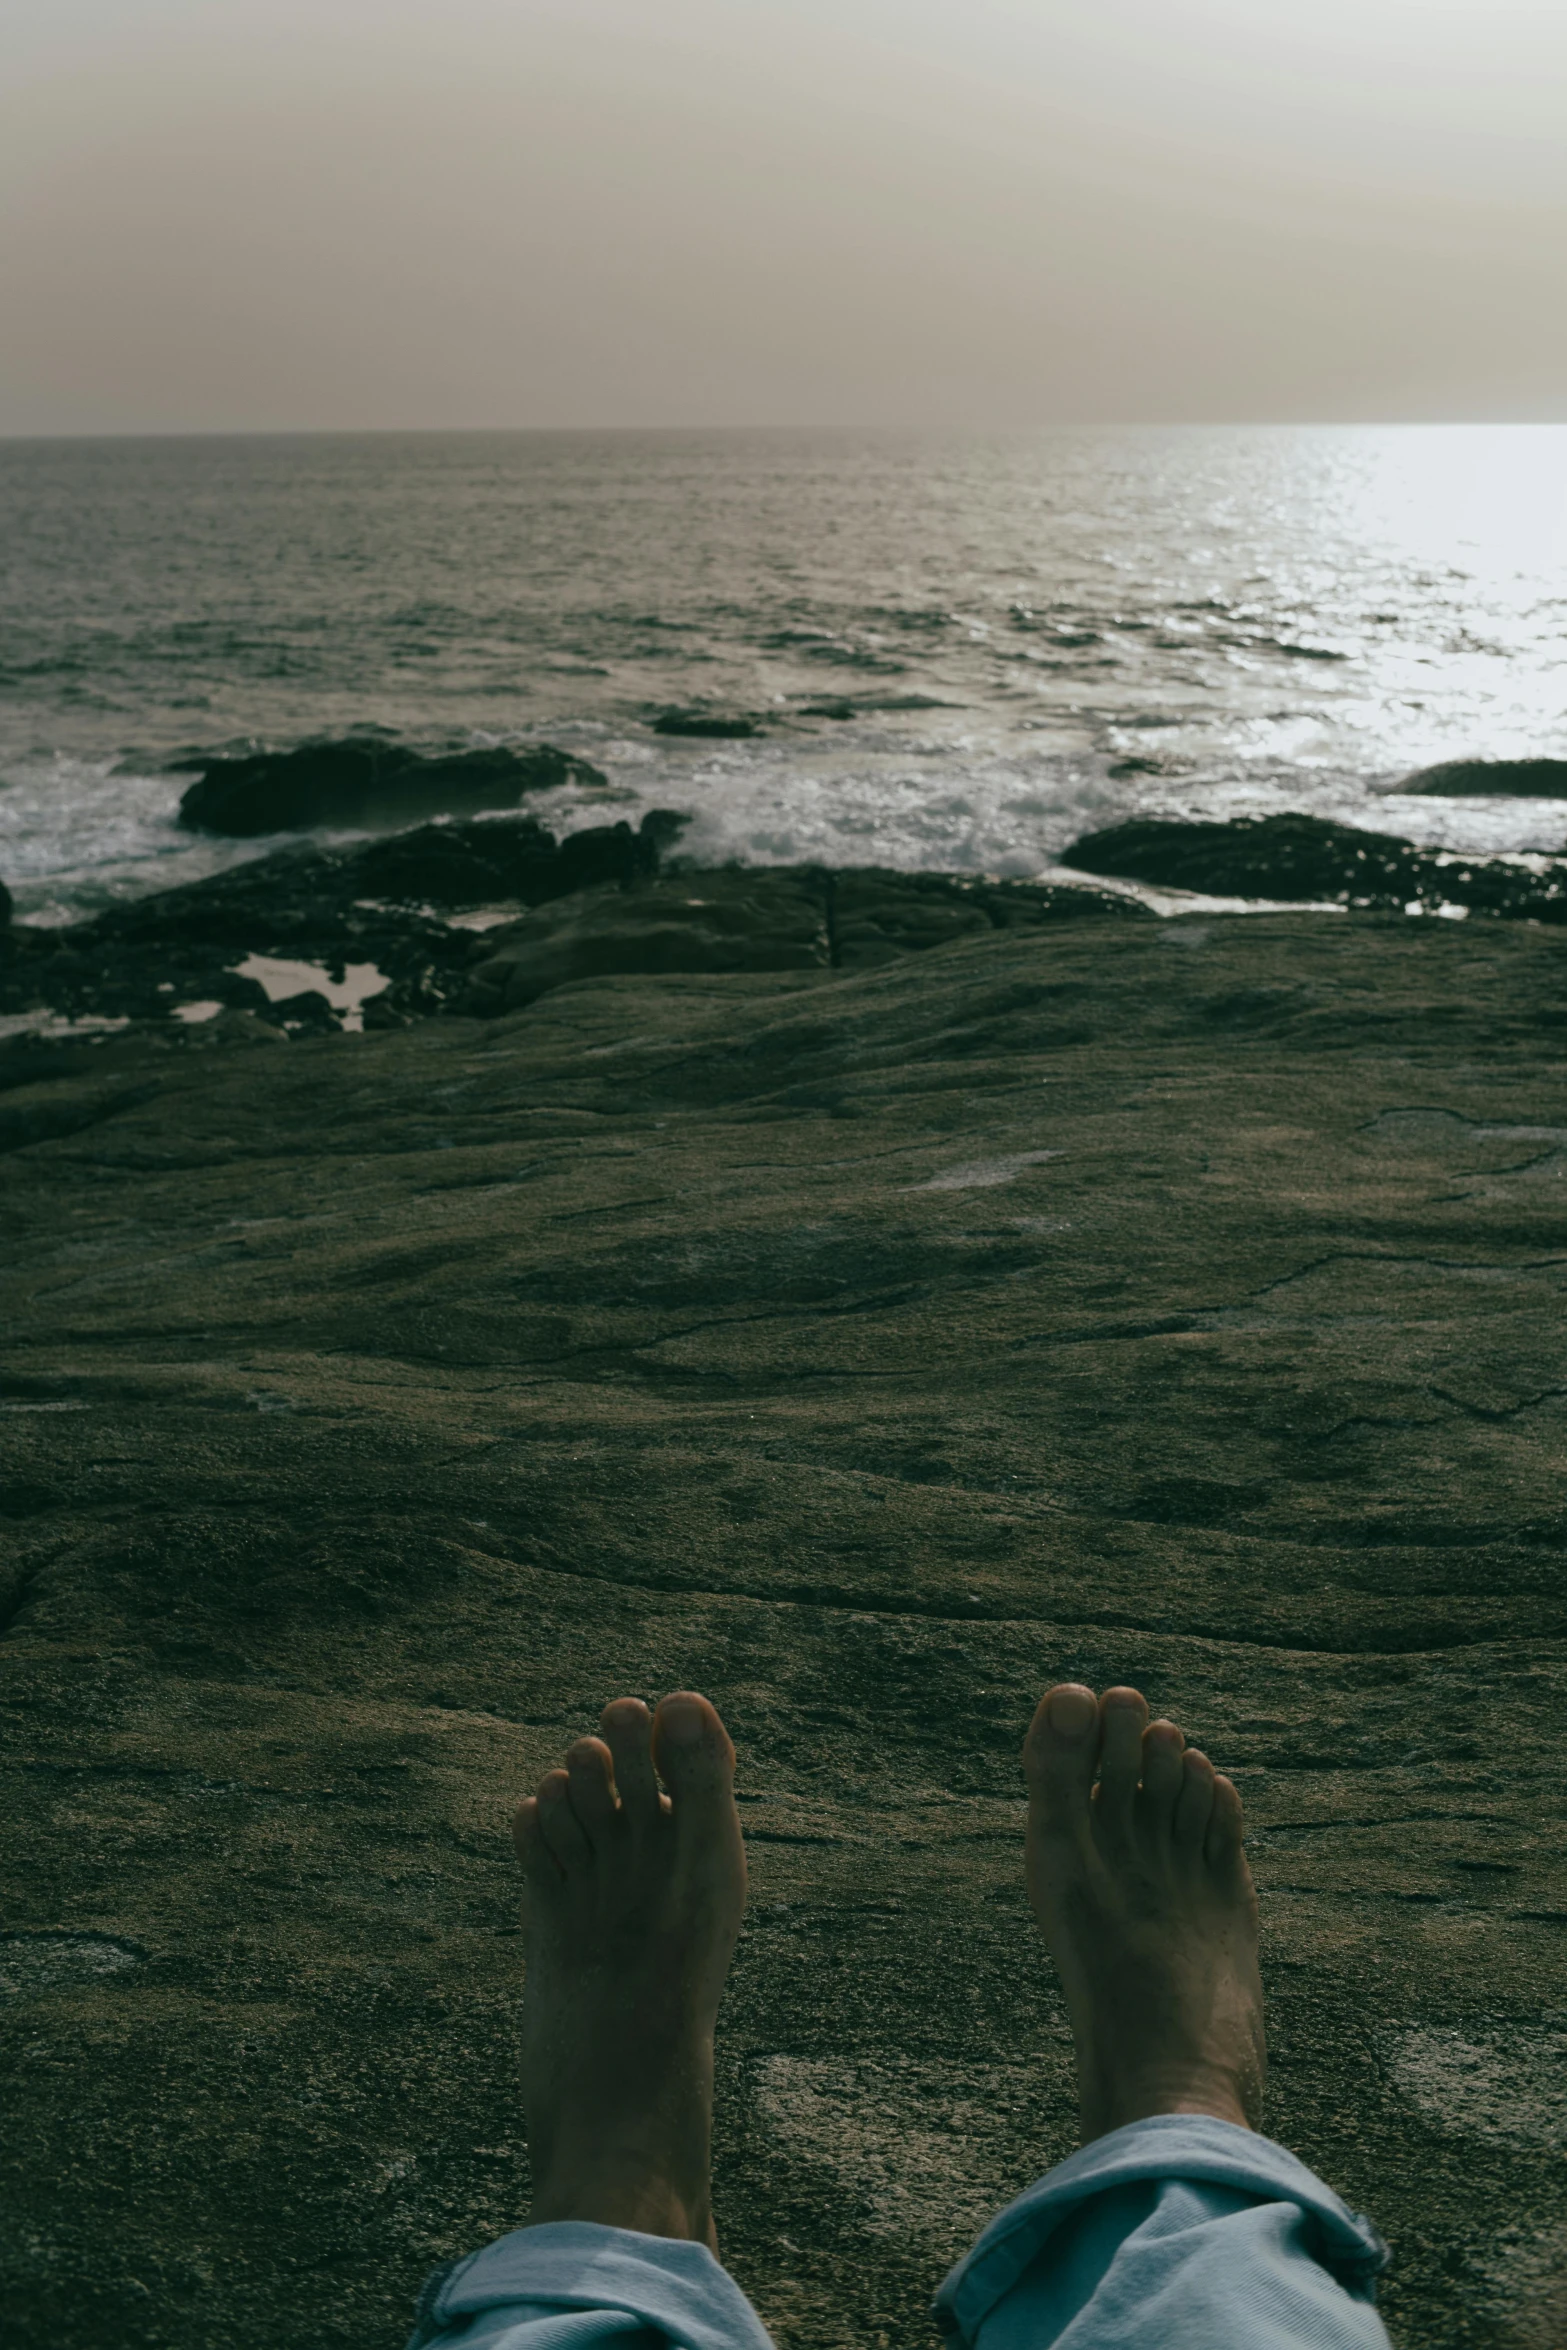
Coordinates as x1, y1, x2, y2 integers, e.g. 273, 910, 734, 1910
4, 803, 1565, 1045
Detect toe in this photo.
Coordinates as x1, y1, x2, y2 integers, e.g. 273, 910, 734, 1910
1173, 1748, 1217, 1851
512, 1793, 563, 1884
1023, 1684, 1101, 1834
601, 1698, 664, 1833
565, 1736, 619, 1847
1205, 1773, 1247, 1876
1136, 1719, 1186, 1838
537, 1766, 594, 1874
1093, 1686, 1149, 1842
651, 1691, 736, 1844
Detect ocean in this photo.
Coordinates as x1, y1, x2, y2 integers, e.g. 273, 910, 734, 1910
3, 423, 1566, 925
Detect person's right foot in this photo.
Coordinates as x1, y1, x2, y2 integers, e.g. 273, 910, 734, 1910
1023, 1683, 1266, 2144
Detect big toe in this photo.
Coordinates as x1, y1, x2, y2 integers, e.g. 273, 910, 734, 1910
1023, 1684, 1102, 1831
651, 1691, 736, 1846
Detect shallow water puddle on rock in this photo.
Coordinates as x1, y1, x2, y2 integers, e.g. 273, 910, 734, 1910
229, 953, 390, 1033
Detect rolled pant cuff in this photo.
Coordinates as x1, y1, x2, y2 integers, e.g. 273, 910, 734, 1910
407, 2220, 777, 2350
932, 2113, 1390, 2346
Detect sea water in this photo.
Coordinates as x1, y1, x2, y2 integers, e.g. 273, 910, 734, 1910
2, 424, 1565, 924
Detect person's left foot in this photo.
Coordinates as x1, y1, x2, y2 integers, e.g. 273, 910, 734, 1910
513, 1692, 746, 2249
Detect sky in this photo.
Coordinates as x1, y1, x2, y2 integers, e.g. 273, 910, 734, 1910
2, 0, 1565, 433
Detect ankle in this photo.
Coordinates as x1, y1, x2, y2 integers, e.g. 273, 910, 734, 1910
526, 2167, 716, 2247
1080, 2058, 1259, 2143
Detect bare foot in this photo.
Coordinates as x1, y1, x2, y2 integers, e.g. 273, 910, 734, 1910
512, 1691, 746, 2249
1023, 1683, 1265, 2144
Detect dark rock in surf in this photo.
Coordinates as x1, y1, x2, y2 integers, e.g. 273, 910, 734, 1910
652, 709, 761, 739
1062, 815, 1426, 905
0, 809, 688, 1033
637, 808, 694, 859
346, 817, 562, 907
1061, 813, 1567, 921
333, 808, 684, 913
1, 807, 1136, 1036
345, 812, 664, 910
267, 989, 338, 1034
0, 877, 11, 930
1400, 757, 1567, 798
176, 740, 607, 837
460, 870, 832, 1014
459, 865, 1148, 1016
829, 869, 1145, 969
345, 813, 673, 911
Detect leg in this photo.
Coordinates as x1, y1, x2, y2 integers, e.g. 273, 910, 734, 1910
932, 1684, 1391, 2350
1024, 1682, 1264, 2140
407, 1692, 772, 2350
516, 1691, 747, 2249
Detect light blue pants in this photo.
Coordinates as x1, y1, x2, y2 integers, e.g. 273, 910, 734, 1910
406, 2115, 1392, 2350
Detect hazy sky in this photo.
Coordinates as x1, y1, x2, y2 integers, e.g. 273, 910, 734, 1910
3, 0, 1565, 432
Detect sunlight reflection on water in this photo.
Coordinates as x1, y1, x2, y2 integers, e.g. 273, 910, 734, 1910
2, 425, 1564, 916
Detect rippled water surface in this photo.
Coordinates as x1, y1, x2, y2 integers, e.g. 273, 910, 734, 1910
3, 425, 1566, 918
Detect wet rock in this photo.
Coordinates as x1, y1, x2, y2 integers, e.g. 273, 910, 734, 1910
175, 739, 608, 836
1061, 813, 1567, 919
1402, 756, 1567, 796
346, 815, 561, 906
3, 913, 1566, 2350
347, 812, 668, 910
831, 873, 991, 967
0, 814, 689, 1033
460, 868, 1149, 1014
0, 876, 11, 930
1, 831, 1152, 1036
462, 871, 832, 1014
267, 989, 338, 1034
652, 708, 761, 738
360, 992, 413, 1033
830, 870, 1144, 968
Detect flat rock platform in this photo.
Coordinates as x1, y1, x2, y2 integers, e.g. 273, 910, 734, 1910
3, 910, 1566, 2350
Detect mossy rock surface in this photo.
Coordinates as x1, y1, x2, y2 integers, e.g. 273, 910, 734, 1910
3, 911, 1566, 2350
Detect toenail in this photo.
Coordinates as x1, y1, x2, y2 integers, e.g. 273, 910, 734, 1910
1047, 1687, 1097, 1739
660, 1700, 705, 1743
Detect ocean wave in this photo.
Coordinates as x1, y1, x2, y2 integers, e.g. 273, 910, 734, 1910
5, 427, 1567, 917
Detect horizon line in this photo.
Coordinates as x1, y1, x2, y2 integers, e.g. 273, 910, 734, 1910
5, 416, 1567, 446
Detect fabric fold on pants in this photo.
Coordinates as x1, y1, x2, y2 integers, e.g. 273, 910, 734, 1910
404, 2220, 776, 2350
932, 2113, 1392, 2349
